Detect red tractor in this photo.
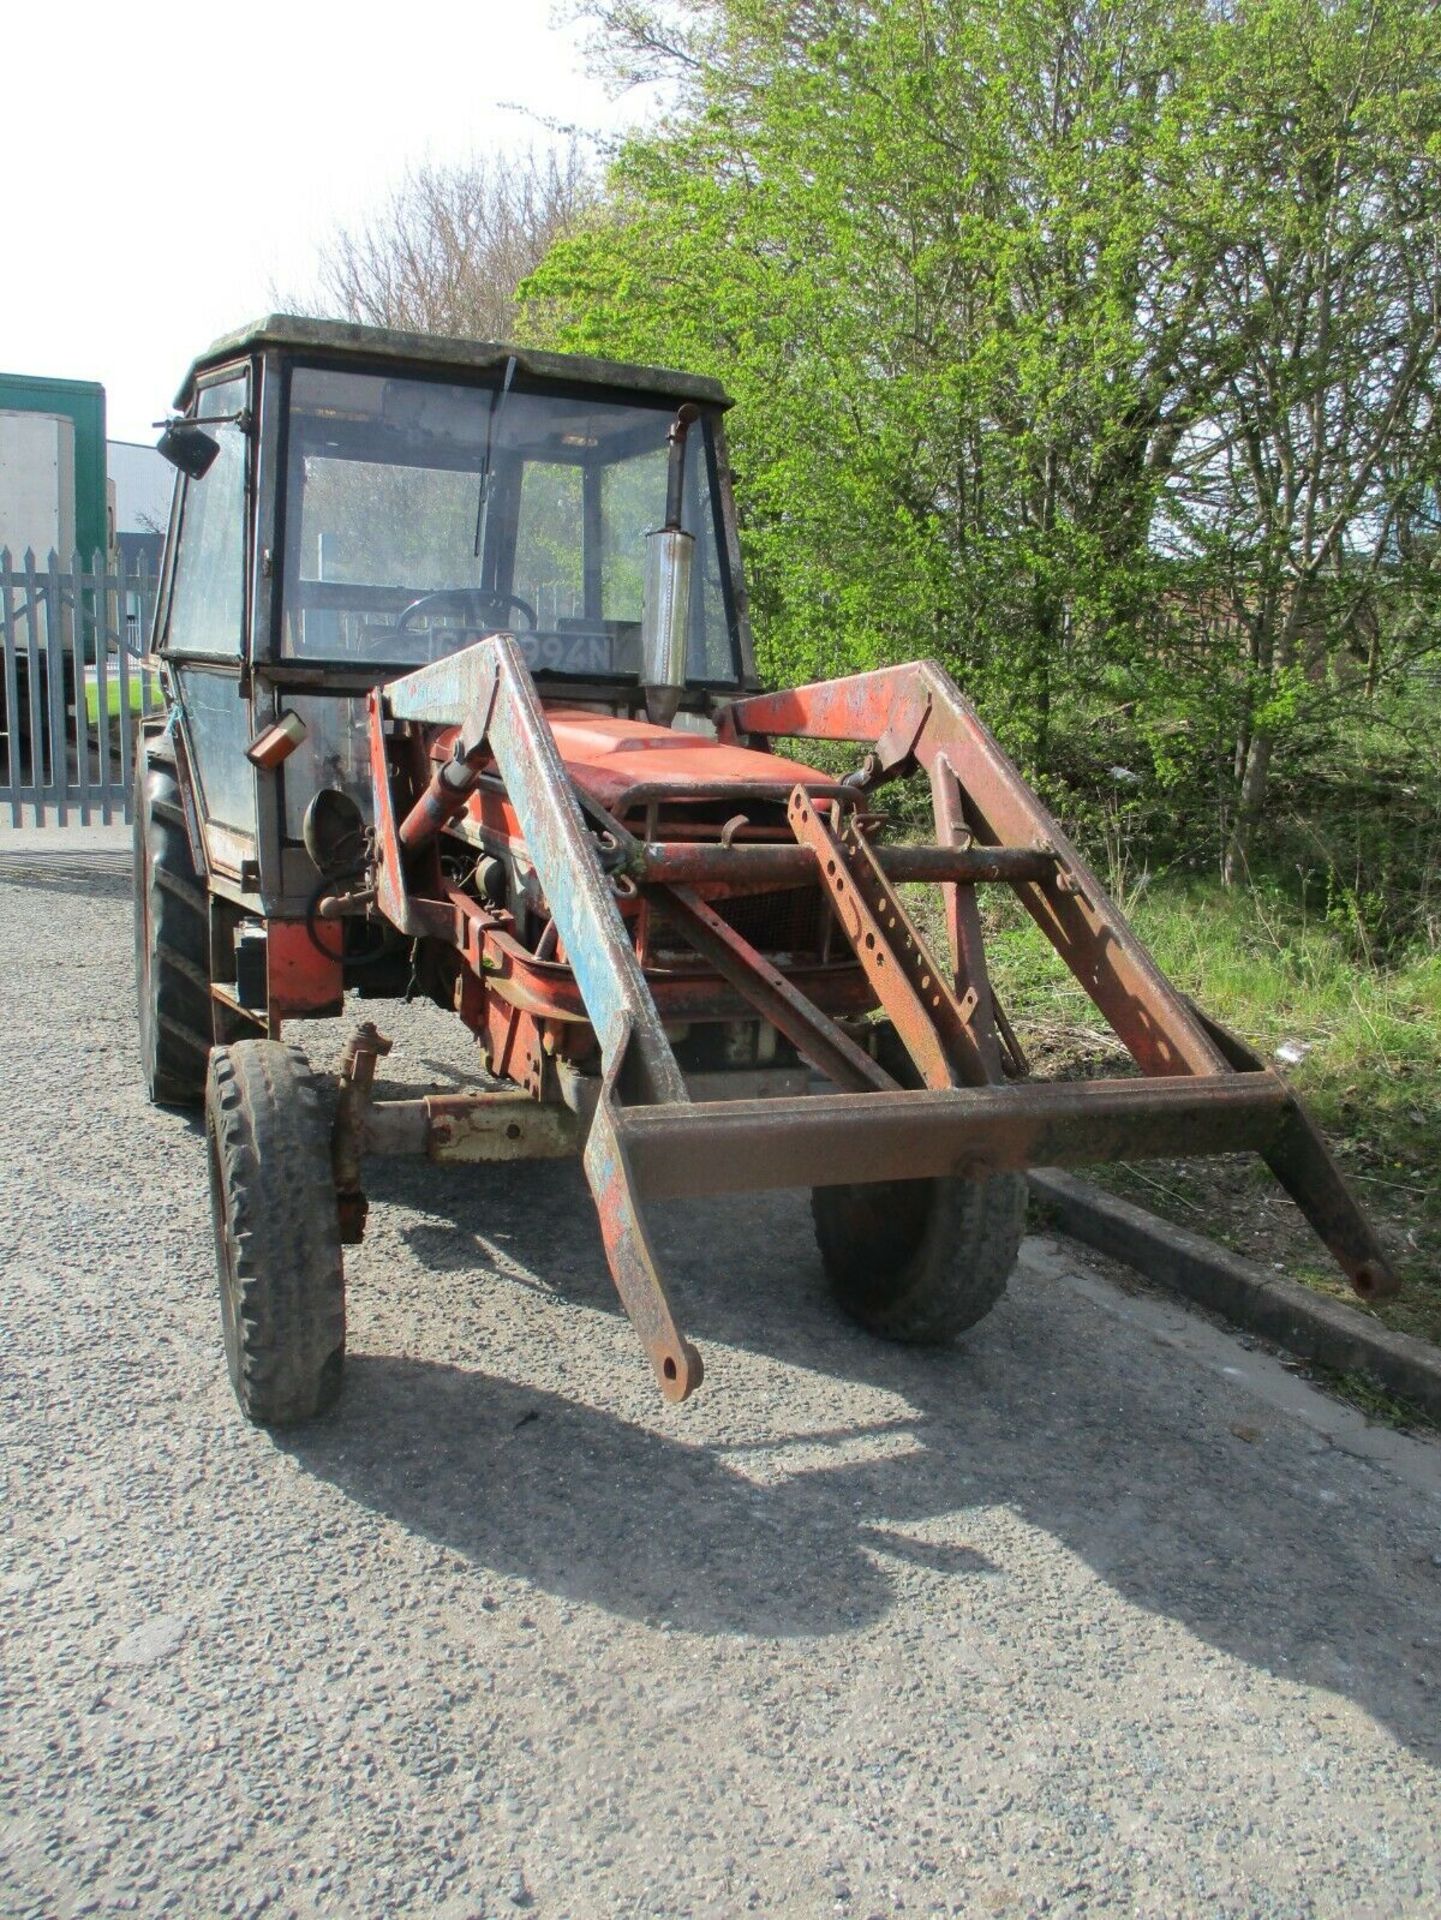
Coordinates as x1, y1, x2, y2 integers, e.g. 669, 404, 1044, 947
134, 316, 1395, 1424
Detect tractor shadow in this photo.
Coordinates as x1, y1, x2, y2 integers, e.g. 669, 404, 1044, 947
288, 1353, 995, 1639
285, 1151, 1441, 1766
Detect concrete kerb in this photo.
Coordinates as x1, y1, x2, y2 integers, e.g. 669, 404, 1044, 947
1028, 1167, 1441, 1425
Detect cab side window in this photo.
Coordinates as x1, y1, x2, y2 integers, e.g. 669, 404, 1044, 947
164, 376, 248, 657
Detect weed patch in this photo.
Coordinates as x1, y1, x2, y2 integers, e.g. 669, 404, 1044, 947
984, 878, 1441, 1346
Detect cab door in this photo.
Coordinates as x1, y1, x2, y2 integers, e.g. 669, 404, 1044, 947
156, 367, 258, 873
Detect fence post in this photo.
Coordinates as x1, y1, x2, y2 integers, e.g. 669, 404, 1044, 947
44, 552, 70, 827
2, 550, 21, 828
94, 547, 115, 825
71, 548, 95, 826
21, 550, 47, 825
137, 551, 158, 725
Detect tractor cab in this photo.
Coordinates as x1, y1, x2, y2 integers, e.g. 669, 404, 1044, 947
150, 315, 754, 916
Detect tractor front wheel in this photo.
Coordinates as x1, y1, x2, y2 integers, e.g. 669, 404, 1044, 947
133, 746, 210, 1106
206, 1041, 346, 1425
811, 1171, 1026, 1344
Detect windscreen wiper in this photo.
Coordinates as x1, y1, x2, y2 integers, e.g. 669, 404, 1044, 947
473, 354, 519, 562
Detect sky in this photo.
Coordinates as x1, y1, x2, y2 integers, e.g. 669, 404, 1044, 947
3, 1, 648, 444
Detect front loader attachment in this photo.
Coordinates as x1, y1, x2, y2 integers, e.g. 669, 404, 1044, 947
357, 636, 1394, 1405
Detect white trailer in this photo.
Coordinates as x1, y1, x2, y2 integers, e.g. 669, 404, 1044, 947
0, 410, 77, 560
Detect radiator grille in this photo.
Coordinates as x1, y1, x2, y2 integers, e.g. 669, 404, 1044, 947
713, 885, 824, 957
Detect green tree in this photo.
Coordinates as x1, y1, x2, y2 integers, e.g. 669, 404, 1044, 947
535, 3, 1225, 756
1157, 0, 1441, 877
525, 0, 1441, 863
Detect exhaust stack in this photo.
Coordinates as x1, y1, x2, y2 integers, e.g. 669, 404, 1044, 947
642, 404, 700, 727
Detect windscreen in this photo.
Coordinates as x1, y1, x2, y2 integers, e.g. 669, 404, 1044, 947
280, 365, 739, 683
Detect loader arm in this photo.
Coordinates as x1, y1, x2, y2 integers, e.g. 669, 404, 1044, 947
356, 639, 1393, 1412
718, 662, 1396, 1303
376, 633, 702, 1401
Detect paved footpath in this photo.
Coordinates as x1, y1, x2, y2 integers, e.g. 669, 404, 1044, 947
1, 828, 1439, 1920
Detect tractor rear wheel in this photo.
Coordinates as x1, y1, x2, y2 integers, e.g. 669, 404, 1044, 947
206, 1041, 346, 1425
811, 1171, 1026, 1344
133, 745, 210, 1107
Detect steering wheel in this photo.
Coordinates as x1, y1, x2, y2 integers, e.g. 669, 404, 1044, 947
396, 588, 538, 634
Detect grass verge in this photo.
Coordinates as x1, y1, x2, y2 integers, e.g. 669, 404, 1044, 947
980, 876, 1441, 1350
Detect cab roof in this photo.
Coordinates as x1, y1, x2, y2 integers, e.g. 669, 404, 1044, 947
178, 314, 733, 412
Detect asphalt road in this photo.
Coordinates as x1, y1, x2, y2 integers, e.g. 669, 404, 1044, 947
2, 828, 1439, 1920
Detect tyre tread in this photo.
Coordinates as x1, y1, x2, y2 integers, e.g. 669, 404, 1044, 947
134, 748, 210, 1106
812, 1171, 1027, 1345
207, 1041, 345, 1425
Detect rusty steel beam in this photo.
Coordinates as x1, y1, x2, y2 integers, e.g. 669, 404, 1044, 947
361, 1090, 582, 1164
1264, 1102, 1399, 1300
1187, 1004, 1398, 1300
931, 751, 1005, 1081
369, 689, 438, 941
333, 1021, 392, 1243
788, 785, 992, 1089
616, 1073, 1292, 1200
636, 842, 1058, 888
583, 1023, 704, 1403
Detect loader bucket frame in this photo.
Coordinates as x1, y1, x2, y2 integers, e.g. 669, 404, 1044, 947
357, 637, 1395, 1405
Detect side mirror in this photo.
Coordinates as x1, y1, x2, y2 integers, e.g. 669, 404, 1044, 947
157, 419, 220, 480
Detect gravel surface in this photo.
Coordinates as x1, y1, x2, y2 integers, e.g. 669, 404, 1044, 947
2, 827, 1440, 1920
